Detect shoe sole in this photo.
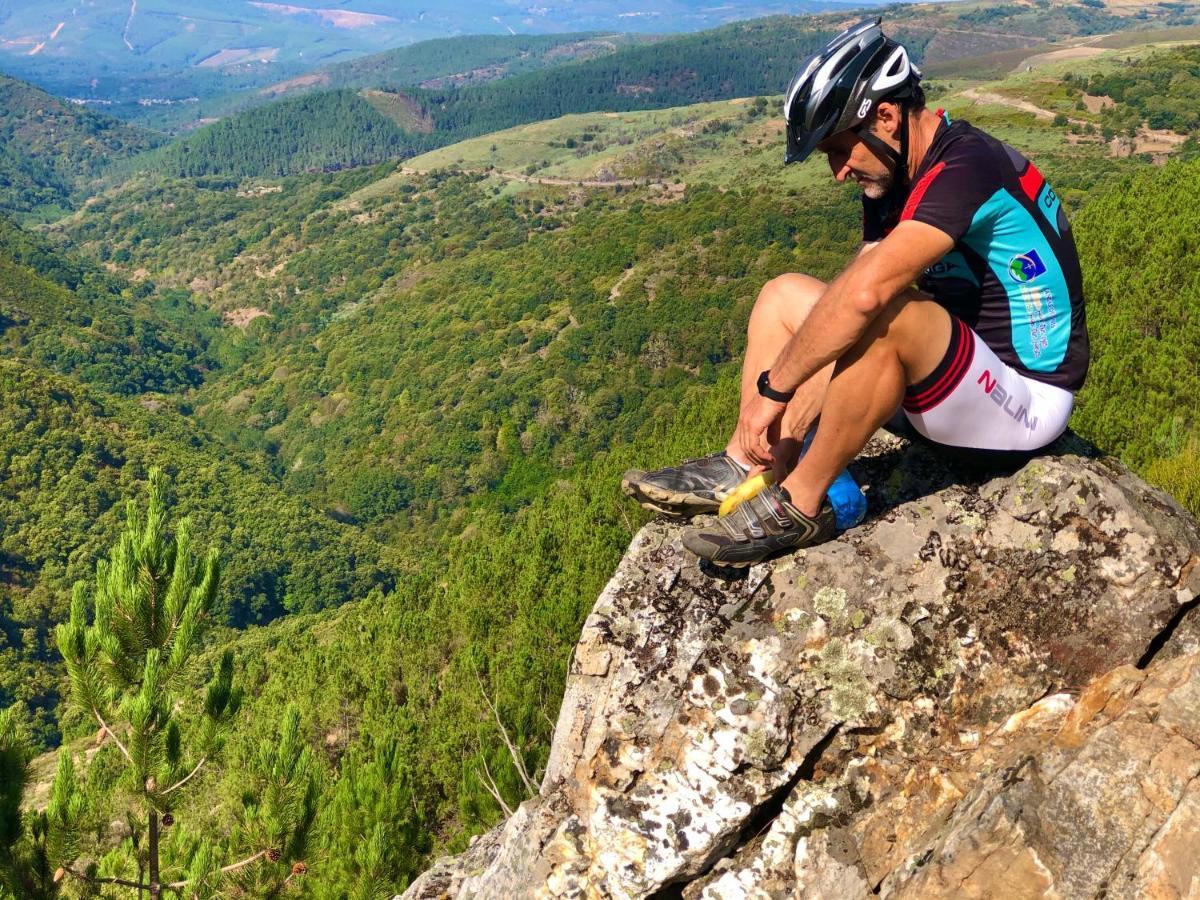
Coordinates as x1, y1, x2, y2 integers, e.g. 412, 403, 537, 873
682, 533, 800, 569
620, 474, 723, 518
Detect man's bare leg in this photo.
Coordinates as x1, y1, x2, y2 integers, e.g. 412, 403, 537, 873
725, 273, 836, 468
781, 293, 953, 517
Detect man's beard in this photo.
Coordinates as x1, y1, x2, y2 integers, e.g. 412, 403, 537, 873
860, 168, 895, 200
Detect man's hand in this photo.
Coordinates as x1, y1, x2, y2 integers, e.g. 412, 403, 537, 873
736, 392, 788, 467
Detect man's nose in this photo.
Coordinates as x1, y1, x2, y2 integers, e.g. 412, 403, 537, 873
830, 159, 851, 181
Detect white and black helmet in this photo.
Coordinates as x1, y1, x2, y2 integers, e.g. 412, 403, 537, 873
783, 18, 922, 172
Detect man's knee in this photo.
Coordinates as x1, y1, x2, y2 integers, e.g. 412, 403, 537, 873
752, 273, 826, 331
863, 292, 953, 384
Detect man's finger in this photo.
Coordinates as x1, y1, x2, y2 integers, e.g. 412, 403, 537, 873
755, 427, 772, 462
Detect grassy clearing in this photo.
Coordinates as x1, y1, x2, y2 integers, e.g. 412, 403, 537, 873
360, 89, 434, 133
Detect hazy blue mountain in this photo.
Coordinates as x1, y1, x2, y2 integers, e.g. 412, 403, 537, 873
0, 0, 862, 110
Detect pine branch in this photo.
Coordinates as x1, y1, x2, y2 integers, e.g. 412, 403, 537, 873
162, 756, 206, 796
475, 672, 537, 797
93, 709, 134, 765
62, 866, 149, 890
164, 849, 269, 889
476, 756, 515, 818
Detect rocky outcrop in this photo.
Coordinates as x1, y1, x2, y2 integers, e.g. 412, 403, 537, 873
402, 432, 1200, 899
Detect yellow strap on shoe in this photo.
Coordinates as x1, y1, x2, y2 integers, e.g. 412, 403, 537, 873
719, 471, 775, 517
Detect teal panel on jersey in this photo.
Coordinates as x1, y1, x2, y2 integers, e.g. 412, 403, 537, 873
924, 249, 979, 288
964, 190, 1072, 372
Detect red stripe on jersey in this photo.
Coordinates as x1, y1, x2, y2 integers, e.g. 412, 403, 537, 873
1018, 162, 1044, 203
900, 161, 947, 222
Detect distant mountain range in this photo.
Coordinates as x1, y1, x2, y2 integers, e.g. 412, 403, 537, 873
0, 0, 862, 105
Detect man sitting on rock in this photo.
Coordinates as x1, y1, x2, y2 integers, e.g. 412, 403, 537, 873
622, 18, 1089, 567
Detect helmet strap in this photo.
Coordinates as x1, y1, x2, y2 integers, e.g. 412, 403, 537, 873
855, 100, 911, 184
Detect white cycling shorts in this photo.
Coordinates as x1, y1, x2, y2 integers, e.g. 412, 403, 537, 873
901, 316, 1074, 452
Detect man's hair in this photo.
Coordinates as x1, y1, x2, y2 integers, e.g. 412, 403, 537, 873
877, 84, 926, 114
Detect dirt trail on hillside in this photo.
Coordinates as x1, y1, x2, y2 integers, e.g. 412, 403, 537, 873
960, 87, 1099, 131
960, 87, 1185, 163
400, 166, 654, 189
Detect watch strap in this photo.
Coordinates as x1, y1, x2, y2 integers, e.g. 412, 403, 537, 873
757, 370, 795, 403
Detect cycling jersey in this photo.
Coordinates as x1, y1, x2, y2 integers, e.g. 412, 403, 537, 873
863, 112, 1090, 392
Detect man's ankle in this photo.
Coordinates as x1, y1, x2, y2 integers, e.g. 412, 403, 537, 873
779, 480, 823, 518
723, 448, 752, 471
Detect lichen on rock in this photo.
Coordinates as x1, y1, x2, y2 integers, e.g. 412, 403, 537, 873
401, 432, 1200, 899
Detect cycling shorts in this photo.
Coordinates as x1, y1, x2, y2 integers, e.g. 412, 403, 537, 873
901, 316, 1074, 452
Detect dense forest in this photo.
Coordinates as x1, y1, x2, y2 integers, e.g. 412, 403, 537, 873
1084, 45, 1200, 134
123, 18, 861, 179
2, 22, 1200, 899
125, 91, 435, 180
286, 31, 648, 95
0, 76, 162, 220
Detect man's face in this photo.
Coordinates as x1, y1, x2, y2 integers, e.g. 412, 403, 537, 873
817, 126, 896, 200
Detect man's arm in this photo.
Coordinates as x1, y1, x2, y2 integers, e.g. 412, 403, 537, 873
769, 220, 953, 392
735, 220, 954, 465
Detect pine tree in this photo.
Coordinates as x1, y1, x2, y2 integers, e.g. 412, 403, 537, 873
48, 468, 312, 897
0, 706, 29, 898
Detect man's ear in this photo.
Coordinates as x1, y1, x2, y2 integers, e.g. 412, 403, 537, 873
872, 101, 902, 140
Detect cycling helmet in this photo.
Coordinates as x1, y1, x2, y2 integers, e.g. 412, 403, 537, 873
783, 18, 922, 178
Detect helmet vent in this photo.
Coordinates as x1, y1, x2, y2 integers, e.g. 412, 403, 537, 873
870, 46, 911, 93
812, 38, 865, 95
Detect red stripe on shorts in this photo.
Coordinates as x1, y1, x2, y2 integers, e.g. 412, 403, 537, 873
903, 319, 976, 413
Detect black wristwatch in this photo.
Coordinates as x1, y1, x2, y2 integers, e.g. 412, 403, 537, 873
756, 369, 795, 403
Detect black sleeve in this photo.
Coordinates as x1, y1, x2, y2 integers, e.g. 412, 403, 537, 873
862, 188, 909, 242
899, 141, 1001, 242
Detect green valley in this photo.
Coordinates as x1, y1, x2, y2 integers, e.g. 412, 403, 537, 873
3, 11, 1200, 897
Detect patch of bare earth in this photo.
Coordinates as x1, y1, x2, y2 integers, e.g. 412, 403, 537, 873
260, 73, 330, 97
360, 90, 434, 133
223, 307, 270, 328
196, 47, 278, 68
419, 65, 507, 90
545, 38, 617, 61
393, 267, 427, 291
1082, 93, 1115, 113
610, 267, 635, 300
236, 184, 283, 197
247, 2, 397, 28
255, 260, 287, 279
1017, 45, 1106, 71
1111, 126, 1190, 162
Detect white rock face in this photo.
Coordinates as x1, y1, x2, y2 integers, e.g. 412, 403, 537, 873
402, 434, 1200, 899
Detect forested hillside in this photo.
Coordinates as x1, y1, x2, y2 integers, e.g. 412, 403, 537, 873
3, 26, 1200, 899
0, 75, 162, 219
0, 218, 214, 394
125, 90, 430, 180
1072, 159, 1200, 510
259, 32, 648, 99
114, 0, 1194, 181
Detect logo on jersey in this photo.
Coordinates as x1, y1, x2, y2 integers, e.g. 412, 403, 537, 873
1019, 285, 1057, 360
858, 99, 873, 119
1008, 249, 1047, 283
